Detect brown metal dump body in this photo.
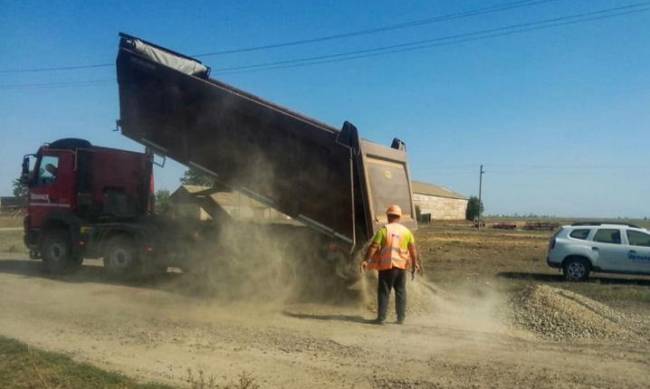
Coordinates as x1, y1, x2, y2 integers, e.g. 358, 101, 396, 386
116, 34, 415, 249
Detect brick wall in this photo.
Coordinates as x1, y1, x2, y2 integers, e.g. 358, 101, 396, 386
413, 193, 467, 220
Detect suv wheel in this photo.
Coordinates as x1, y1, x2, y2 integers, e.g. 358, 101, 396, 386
103, 236, 140, 277
563, 257, 590, 281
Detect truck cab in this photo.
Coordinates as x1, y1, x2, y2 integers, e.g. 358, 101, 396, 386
22, 138, 154, 274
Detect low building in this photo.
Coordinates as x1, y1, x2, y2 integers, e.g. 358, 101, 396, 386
411, 181, 468, 221
0, 196, 25, 213
169, 185, 285, 221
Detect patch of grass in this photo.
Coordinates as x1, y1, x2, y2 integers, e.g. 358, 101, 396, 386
187, 369, 260, 389
0, 335, 262, 389
0, 335, 170, 388
562, 281, 650, 307
0, 215, 22, 228
418, 222, 650, 314
633, 220, 650, 229
0, 230, 25, 253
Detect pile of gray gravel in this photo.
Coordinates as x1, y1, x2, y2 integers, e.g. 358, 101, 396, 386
509, 284, 635, 341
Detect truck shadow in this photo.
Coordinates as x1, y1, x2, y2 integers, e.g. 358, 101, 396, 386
0, 258, 197, 295
0, 258, 365, 303
498, 271, 650, 286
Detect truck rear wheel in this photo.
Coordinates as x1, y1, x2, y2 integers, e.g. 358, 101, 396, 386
103, 236, 140, 277
41, 230, 76, 274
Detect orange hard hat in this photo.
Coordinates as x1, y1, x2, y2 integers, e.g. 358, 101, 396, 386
386, 205, 402, 216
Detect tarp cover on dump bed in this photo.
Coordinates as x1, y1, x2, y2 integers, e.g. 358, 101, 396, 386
116, 34, 415, 248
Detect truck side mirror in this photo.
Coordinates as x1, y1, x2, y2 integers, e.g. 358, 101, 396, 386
21, 156, 30, 184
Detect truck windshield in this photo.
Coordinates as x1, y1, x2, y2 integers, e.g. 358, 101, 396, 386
36, 155, 60, 186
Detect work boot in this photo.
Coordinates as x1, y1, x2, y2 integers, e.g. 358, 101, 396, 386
396, 318, 405, 325
370, 318, 385, 326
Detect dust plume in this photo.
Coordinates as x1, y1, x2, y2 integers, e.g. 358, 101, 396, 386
162, 149, 363, 308
355, 270, 510, 333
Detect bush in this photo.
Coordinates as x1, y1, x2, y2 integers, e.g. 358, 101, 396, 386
465, 196, 484, 221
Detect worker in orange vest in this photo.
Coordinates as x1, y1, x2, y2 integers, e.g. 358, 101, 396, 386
361, 205, 421, 325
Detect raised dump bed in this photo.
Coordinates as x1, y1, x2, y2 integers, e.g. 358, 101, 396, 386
115, 33, 416, 252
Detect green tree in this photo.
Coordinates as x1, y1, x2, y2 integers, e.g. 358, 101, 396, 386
180, 167, 213, 186
465, 196, 484, 221
12, 177, 28, 200
155, 189, 172, 215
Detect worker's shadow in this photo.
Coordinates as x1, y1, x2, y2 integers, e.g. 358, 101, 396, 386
282, 311, 372, 324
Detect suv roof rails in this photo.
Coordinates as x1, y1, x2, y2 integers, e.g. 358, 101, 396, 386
570, 222, 641, 228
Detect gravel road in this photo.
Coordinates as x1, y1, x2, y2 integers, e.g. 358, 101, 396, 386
0, 255, 648, 388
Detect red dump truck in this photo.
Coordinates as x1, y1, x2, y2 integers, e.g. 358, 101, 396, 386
21, 33, 416, 279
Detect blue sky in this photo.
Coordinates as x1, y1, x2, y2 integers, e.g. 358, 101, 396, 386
1, 0, 648, 218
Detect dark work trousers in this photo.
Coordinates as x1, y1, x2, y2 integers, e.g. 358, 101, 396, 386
377, 267, 407, 322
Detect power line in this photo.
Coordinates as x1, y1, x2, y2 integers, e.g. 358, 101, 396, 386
426, 164, 644, 171
212, 2, 650, 74
419, 163, 647, 178
194, 0, 559, 57
0, 63, 113, 74
478, 164, 486, 230
2, 2, 648, 88
0, 79, 114, 89
0, 0, 557, 74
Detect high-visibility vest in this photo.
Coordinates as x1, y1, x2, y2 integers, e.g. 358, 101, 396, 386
367, 223, 412, 271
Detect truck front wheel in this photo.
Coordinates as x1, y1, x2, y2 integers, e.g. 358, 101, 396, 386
103, 236, 140, 277
41, 230, 76, 274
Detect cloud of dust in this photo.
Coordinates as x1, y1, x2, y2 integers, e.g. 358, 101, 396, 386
162, 138, 507, 333
164, 198, 509, 333
165, 150, 364, 310
356, 271, 510, 333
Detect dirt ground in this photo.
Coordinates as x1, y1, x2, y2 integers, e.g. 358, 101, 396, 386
0, 222, 649, 388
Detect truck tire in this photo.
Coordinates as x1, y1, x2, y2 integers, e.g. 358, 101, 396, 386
103, 235, 140, 277
41, 230, 75, 274
563, 257, 591, 282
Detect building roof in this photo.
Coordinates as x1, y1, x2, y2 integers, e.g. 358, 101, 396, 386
411, 180, 467, 200
170, 185, 267, 208
174, 185, 211, 195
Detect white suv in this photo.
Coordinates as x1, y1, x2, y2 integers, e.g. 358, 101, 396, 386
547, 223, 650, 281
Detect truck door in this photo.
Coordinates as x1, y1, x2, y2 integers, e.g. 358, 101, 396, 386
625, 230, 650, 274
591, 228, 629, 272
29, 151, 77, 228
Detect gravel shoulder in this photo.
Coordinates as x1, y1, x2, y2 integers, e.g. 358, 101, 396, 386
0, 254, 648, 388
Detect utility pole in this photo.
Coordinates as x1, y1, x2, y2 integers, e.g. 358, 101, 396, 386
477, 164, 485, 230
